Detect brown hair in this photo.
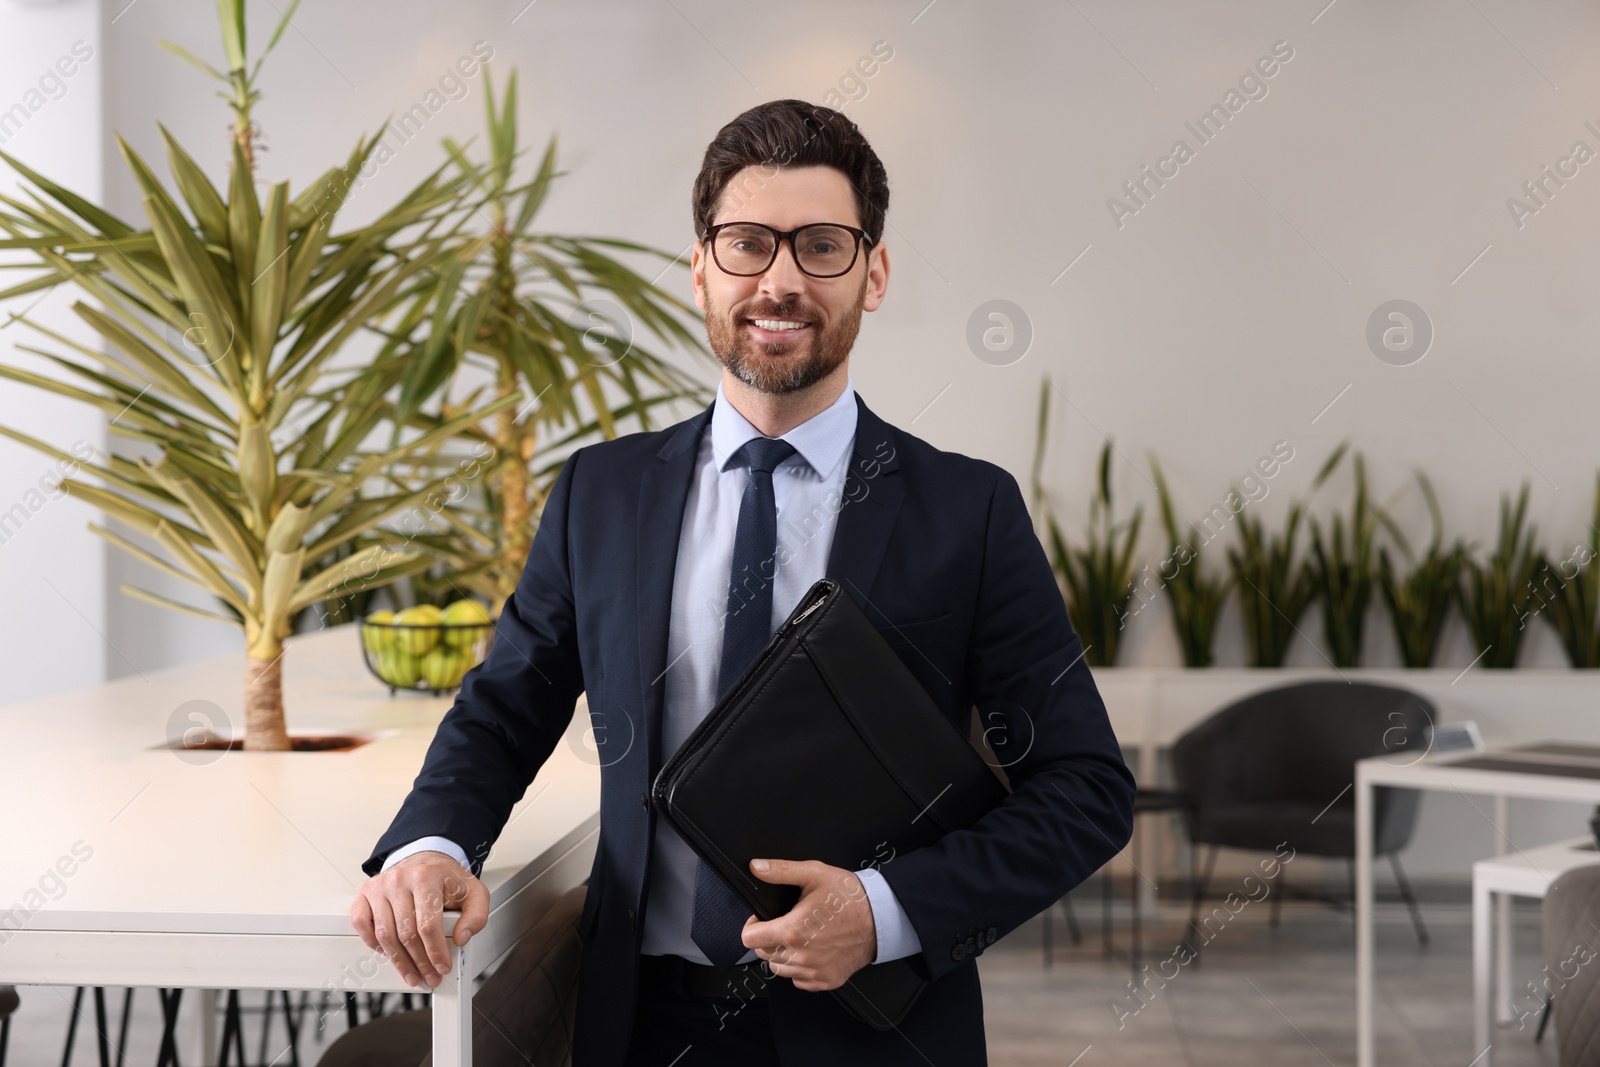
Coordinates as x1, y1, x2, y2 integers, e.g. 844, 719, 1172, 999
691, 99, 890, 246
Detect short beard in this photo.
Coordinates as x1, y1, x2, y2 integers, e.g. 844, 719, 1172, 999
704, 274, 866, 395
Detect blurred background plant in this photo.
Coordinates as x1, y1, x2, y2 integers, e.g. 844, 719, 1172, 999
0, 0, 516, 749
1149, 456, 1232, 668
1538, 473, 1600, 669
1031, 377, 1143, 668
1377, 473, 1466, 668
1304, 451, 1399, 668
1458, 483, 1541, 670
377, 68, 712, 608
1227, 444, 1346, 668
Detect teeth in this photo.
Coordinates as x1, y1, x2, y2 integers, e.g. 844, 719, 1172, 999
751, 319, 808, 331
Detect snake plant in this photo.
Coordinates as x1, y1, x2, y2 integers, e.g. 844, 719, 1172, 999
1377, 472, 1466, 668
1539, 473, 1600, 668
1304, 452, 1403, 668
1150, 456, 1232, 667
1459, 483, 1542, 670
1227, 444, 1346, 667
1032, 378, 1143, 667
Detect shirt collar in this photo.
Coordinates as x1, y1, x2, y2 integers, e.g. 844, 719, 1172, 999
711, 376, 857, 479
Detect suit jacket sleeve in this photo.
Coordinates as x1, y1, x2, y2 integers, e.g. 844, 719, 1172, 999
875, 467, 1136, 981
362, 449, 587, 879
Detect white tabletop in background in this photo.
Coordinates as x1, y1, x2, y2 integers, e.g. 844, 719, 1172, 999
0, 622, 599, 939
1473, 835, 1600, 889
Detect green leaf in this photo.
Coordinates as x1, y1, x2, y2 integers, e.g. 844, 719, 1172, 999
160, 125, 230, 247
217, 0, 247, 71
157, 40, 227, 83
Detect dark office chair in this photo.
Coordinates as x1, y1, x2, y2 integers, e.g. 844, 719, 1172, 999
316, 884, 585, 1067
1171, 680, 1433, 948
0, 985, 15, 1067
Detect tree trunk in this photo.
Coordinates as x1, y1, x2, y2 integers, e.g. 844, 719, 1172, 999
244, 650, 291, 751
495, 373, 534, 602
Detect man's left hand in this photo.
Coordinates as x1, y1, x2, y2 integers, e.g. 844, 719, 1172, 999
740, 858, 876, 991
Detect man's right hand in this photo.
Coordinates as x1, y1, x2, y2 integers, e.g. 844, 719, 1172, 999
350, 851, 490, 988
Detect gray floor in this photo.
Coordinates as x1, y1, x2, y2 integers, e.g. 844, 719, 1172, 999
0, 895, 1561, 1066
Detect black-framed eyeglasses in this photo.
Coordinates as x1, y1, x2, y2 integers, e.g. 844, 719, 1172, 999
702, 221, 873, 279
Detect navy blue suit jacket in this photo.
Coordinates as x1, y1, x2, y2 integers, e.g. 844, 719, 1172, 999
364, 392, 1136, 1065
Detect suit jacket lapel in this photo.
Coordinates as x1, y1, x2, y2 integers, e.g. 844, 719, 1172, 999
636, 401, 715, 779
824, 393, 905, 627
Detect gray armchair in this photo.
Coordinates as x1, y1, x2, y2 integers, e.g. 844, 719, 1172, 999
1541, 863, 1600, 1065
1171, 680, 1434, 946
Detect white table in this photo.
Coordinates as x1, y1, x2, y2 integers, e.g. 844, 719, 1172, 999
1356, 747, 1600, 1067
1472, 836, 1600, 1065
0, 623, 600, 1067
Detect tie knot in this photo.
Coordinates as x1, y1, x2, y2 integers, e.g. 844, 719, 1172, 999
740, 436, 797, 476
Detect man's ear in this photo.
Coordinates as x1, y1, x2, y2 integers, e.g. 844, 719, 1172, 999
690, 241, 708, 312
861, 242, 890, 313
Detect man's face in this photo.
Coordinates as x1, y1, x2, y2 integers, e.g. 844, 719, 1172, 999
692, 165, 888, 395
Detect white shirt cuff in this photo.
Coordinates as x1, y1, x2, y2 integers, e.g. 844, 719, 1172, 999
857, 865, 922, 963
379, 836, 471, 874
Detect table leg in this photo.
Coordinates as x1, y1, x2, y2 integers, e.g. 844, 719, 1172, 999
1494, 795, 1512, 1026
1473, 877, 1494, 1067
184, 988, 217, 1065
1356, 768, 1374, 1067
432, 944, 473, 1067
1137, 742, 1159, 915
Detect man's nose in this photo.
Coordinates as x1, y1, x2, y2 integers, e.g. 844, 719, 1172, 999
756, 239, 809, 303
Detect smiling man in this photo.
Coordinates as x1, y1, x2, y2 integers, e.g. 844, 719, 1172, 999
352, 99, 1135, 1066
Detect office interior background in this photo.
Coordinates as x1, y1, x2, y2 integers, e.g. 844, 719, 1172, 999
1, 0, 1598, 1064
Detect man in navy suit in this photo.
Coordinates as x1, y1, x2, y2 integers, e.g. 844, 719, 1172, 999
352, 99, 1135, 1065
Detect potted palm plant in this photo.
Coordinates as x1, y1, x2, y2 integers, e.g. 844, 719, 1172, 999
0, 1, 515, 749
383, 69, 712, 607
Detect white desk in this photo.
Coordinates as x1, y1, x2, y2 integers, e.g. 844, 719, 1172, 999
1472, 836, 1600, 1066
1356, 748, 1600, 1067
0, 623, 600, 1067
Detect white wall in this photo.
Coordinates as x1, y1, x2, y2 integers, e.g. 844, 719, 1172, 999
93, 0, 1600, 675
5, 0, 1598, 869
0, 0, 106, 705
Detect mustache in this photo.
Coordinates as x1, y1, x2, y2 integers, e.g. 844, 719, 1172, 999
738, 302, 819, 323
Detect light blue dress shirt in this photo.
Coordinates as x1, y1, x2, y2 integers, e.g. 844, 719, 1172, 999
381, 375, 923, 967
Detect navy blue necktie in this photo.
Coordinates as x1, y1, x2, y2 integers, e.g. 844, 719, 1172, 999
689, 435, 797, 969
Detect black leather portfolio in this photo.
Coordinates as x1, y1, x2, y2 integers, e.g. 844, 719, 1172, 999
650, 578, 1010, 1030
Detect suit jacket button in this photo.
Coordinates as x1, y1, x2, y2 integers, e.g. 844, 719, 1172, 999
965, 936, 977, 954
987, 926, 998, 944
951, 944, 967, 962
627, 907, 637, 927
